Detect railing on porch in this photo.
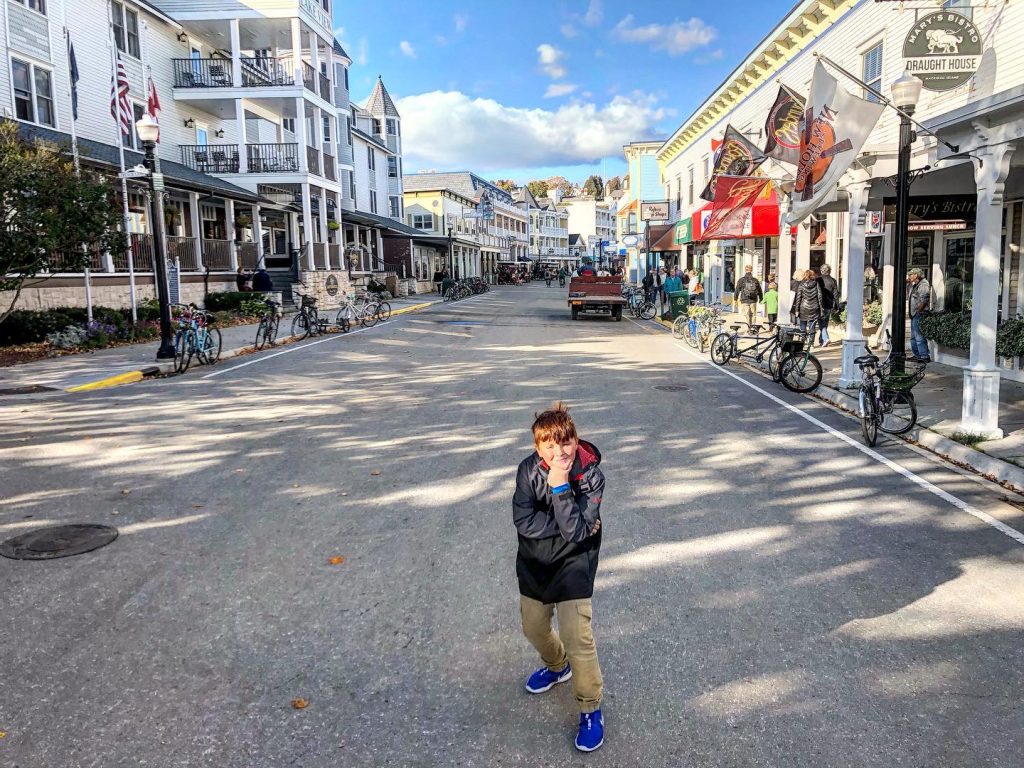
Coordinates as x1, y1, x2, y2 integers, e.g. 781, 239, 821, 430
44, 245, 105, 273
167, 236, 200, 271
240, 56, 292, 87
306, 145, 321, 176
237, 242, 258, 269
172, 58, 233, 88
318, 71, 331, 101
246, 143, 300, 173
114, 233, 154, 272
203, 239, 233, 270
179, 144, 240, 174
313, 242, 327, 270
328, 243, 342, 270
323, 153, 337, 181
301, 61, 316, 92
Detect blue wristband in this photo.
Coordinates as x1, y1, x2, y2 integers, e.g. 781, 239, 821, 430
551, 483, 571, 494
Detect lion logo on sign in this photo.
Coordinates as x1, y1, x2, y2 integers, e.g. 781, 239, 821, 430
926, 29, 962, 54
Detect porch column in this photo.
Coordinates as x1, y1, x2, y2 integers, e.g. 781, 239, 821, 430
235, 98, 248, 173
295, 97, 309, 173
189, 191, 204, 270
225, 198, 238, 269
290, 18, 303, 87
795, 220, 811, 273
309, 36, 320, 79
288, 209, 300, 262
839, 181, 871, 388
375, 229, 384, 271
253, 203, 264, 267
960, 141, 1016, 439
229, 19, 242, 87
318, 194, 328, 245
301, 184, 315, 270
777, 195, 793, 320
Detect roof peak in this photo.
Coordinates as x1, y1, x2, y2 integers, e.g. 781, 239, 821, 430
365, 77, 400, 119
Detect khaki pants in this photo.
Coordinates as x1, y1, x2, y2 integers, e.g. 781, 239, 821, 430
741, 302, 757, 327
520, 595, 603, 713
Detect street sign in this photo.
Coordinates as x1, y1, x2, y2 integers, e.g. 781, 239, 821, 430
640, 201, 669, 221
621, 234, 640, 247
119, 166, 150, 180
152, 173, 165, 192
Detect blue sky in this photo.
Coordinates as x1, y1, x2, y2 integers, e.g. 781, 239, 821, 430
334, 0, 787, 184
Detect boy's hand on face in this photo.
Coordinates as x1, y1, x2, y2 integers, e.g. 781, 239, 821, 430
547, 459, 571, 488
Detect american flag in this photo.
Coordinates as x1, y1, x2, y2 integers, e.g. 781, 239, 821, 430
146, 74, 161, 143
110, 50, 131, 135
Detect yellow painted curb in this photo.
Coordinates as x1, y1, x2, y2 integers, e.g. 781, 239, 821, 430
66, 370, 145, 392
390, 302, 434, 317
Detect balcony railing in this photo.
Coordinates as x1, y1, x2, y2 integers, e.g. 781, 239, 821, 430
323, 153, 337, 181
237, 242, 258, 269
302, 61, 316, 92
44, 244, 104, 273
203, 239, 233, 270
328, 243, 342, 270
247, 143, 300, 173
167, 236, 200, 271
313, 242, 327, 270
318, 72, 331, 101
306, 145, 321, 176
116, 233, 154, 272
172, 58, 232, 88
179, 144, 240, 174
241, 56, 292, 87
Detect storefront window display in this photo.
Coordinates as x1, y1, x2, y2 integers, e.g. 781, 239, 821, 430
865, 237, 883, 304
943, 235, 974, 313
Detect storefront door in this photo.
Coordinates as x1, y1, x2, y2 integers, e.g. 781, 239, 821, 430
943, 234, 974, 313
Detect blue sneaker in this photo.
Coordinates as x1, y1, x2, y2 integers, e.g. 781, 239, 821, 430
524, 663, 572, 694
575, 709, 604, 752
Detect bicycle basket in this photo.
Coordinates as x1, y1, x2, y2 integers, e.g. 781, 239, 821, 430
300, 294, 317, 307
881, 362, 926, 392
780, 330, 804, 355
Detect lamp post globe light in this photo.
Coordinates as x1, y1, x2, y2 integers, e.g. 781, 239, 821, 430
889, 71, 924, 373
135, 113, 176, 359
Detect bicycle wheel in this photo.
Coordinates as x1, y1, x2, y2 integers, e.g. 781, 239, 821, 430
768, 345, 783, 382
180, 329, 197, 373
672, 315, 687, 340
376, 301, 392, 321
335, 307, 352, 333
639, 301, 656, 320
255, 317, 270, 350
268, 316, 279, 345
360, 308, 378, 328
198, 327, 222, 364
859, 386, 878, 446
291, 312, 311, 339
307, 309, 322, 336
779, 353, 823, 393
710, 333, 732, 365
173, 330, 189, 373
880, 391, 917, 435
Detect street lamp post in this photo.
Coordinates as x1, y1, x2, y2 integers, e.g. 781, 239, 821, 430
135, 113, 176, 359
889, 72, 924, 373
447, 222, 454, 277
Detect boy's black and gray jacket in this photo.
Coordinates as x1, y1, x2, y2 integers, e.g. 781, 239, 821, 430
513, 440, 604, 604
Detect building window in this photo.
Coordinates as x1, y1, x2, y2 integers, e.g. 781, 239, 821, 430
344, 68, 349, 89
368, 149, 375, 171
862, 42, 883, 103
387, 156, 398, 178
411, 213, 433, 230
112, 2, 140, 59
123, 102, 144, 149
12, 59, 54, 127
688, 167, 694, 206
372, 119, 382, 135
12, 0, 46, 14
282, 117, 295, 134
943, 0, 972, 20
389, 196, 400, 217
322, 116, 331, 142
369, 190, 378, 213
386, 119, 396, 135
702, 156, 710, 185
675, 176, 682, 211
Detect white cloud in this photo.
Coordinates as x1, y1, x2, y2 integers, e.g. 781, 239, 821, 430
612, 14, 716, 55
354, 37, 369, 66
395, 90, 667, 172
584, 0, 603, 26
560, 23, 578, 38
454, 13, 469, 33
544, 83, 579, 98
399, 40, 417, 58
537, 43, 567, 79
435, 35, 449, 47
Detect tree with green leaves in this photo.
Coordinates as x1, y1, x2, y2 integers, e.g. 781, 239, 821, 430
606, 176, 622, 193
527, 180, 549, 199
0, 122, 125, 324
583, 175, 604, 197
493, 179, 517, 193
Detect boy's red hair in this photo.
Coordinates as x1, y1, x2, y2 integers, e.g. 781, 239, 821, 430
532, 401, 578, 445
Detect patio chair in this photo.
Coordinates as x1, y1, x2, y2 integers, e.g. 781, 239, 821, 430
209, 64, 231, 86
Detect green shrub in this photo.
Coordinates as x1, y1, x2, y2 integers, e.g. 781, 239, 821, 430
1, 305, 154, 346
996, 316, 1024, 359
204, 291, 251, 311
919, 311, 971, 350
239, 298, 268, 318
137, 297, 162, 322
865, 302, 883, 326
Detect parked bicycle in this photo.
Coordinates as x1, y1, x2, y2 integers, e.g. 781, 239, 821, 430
291, 294, 322, 339
856, 345, 925, 446
623, 286, 656, 320
254, 298, 281, 350
673, 304, 723, 353
709, 321, 787, 381
171, 304, 222, 372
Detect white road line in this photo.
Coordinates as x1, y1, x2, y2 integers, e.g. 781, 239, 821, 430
630, 317, 1024, 546
202, 293, 492, 380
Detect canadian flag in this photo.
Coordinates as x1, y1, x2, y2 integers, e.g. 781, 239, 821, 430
146, 75, 161, 143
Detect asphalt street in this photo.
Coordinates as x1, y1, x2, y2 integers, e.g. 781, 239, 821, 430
1, 283, 1023, 767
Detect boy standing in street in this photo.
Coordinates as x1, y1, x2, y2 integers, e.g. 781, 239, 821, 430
513, 402, 605, 752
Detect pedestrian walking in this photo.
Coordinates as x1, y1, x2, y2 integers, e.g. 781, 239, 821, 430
657, 267, 667, 310
795, 269, 825, 341
642, 270, 655, 304
789, 269, 805, 324
433, 267, 445, 295
908, 268, 932, 362
514, 402, 605, 752
817, 265, 838, 347
762, 281, 779, 327
735, 264, 763, 327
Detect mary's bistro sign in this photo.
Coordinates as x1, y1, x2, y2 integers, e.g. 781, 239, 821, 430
903, 11, 982, 92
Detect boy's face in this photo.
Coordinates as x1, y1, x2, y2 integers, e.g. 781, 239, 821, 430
536, 436, 578, 471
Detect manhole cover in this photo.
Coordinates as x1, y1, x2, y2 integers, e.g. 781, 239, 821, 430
0, 524, 118, 561
654, 385, 690, 392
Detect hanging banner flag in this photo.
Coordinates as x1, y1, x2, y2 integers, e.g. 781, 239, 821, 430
146, 74, 162, 143
700, 125, 764, 201
66, 32, 80, 121
789, 61, 885, 223
702, 175, 771, 239
763, 84, 805, 165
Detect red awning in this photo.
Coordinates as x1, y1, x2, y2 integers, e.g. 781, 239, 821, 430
691, 188, 797, 241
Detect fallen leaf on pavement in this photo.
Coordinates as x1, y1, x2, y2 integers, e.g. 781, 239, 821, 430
340, 492, 348, 496
329, 556, 345, 565
121, 489, 131, 496
291, 698, 309, 710
371, 470, 381, 476
234, 469, 245, 473
192, 504, 204, 509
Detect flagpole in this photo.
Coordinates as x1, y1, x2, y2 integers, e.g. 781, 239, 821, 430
62, 20, 93, 322
108, 13, 138, 323
813, 52, 959, 153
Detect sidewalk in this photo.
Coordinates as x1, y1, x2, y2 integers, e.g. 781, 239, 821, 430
657, 305, 1024, 489
0, 294, 438, 395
